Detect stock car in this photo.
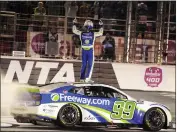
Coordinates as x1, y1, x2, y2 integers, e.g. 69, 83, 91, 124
10, 82, 173, 131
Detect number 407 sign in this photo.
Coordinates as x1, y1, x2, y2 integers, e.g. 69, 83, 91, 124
144, 67, 163, 87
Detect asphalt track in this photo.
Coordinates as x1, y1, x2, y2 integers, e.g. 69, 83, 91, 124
1, 90, 176, 132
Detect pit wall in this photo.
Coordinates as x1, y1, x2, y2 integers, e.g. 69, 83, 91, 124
1, 56, 175, 92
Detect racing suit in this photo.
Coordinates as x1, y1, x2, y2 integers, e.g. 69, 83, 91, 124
72, 24, 103, 82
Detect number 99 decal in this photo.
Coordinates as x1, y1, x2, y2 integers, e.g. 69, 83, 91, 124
111, 101, 136, 120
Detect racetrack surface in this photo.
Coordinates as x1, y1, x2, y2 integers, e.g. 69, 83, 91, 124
1, 90, 176, 132
0, 123, 175, 132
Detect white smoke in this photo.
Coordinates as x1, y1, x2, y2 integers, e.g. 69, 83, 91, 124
1, 75, 33, 116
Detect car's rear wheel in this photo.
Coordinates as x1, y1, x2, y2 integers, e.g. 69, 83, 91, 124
143, 107, 166, 131
31, 120, 37, 125
57, 104, 81, 127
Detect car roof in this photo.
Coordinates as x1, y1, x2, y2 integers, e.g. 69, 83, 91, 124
39, 82, 105, 87
39, 82, 120, 93
73, 83, 136, 101
39, 82, 136, 101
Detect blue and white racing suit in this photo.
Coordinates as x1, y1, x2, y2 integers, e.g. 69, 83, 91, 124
72, 25, 103, 81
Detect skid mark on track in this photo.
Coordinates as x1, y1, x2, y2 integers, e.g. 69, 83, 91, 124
160, 93, 176, 99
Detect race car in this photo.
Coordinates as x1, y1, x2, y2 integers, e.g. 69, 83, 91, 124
10, 82, 173, 131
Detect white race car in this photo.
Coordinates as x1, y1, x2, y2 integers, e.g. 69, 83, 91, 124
10, 82, 173, 131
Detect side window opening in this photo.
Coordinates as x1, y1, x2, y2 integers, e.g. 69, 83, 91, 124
68, 86, 127, 99
77, 87, 85, 95
69, 87, 85, 95
101, 86, 127, 99
86, 86, 106, 98
69, 86, 106, 97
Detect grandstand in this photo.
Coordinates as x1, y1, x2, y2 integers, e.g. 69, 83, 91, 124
0, 1, 176, 64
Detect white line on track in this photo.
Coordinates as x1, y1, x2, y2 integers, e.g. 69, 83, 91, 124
160, 93, 176, 99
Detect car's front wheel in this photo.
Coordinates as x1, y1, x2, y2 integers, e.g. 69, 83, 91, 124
57, 104, 81, 127
143, 107, 166, 131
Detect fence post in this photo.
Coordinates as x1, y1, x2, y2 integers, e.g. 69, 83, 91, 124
156, 1, 164, 64
124, 1, 132, 63
165, 1, 171, 63
63, 3, 69, 59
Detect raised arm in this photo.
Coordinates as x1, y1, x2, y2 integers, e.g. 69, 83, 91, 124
94, 27, 104, 37
72, 25, 81, 36
72, 18, 81, 36
94, 20, 104, 37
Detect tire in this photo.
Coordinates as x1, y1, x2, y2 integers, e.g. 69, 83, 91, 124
31, 120, 37, 125
143, 107, 166, 131
57, 104, 81, 127
117, 124, 130, 129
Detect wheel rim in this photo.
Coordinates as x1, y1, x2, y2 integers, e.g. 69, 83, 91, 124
147, 110, 164, 128
60, 106, 78, 125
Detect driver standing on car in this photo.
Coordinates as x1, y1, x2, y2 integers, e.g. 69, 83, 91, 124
72, 18, 103, 83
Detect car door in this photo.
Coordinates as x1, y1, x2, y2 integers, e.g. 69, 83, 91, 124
68, 85, 136, 124
68, 85, 112, 123
100, 86, 137, 124
89, 86, 137, 124
79, 85, 114, 123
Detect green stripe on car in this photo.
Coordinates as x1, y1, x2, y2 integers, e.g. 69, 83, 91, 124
17, 87, 40, 93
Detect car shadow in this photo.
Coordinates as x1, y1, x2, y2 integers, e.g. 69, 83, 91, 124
17, 125, 145, 132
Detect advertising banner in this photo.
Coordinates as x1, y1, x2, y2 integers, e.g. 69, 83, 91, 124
1, 57, 119, 88
1, 57, 175, 92
27, 32, 72, 57
144, 67, 162, 87
112, 63, 175, 92
27, 32, 125, 60
133, 39, 156, 63
167, 40, 176, 64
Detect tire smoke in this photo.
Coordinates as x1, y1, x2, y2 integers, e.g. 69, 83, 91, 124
1, 75, 32, 116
